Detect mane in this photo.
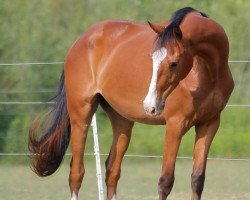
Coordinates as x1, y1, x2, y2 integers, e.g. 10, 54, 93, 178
156, 7, 208, 48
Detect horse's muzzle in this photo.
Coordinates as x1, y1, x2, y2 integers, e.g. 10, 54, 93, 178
143, 100, 165, 116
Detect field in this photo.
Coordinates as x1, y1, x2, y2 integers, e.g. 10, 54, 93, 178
0, 157, 250, 200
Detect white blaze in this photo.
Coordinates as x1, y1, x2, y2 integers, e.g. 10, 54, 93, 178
111, 194, 117, 200
143, 47, 167, 114
71, 192, 78, 200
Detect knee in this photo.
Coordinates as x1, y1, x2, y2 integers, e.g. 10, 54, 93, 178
158, 175, 175, 197
191, 173, 205, 196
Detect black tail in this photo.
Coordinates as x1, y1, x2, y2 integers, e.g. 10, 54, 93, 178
157, 7, 208, 47
28, 70, 70, 177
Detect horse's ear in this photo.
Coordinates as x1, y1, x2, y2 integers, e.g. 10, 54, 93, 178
173, 26, 183, 40
147, 21, 165, 34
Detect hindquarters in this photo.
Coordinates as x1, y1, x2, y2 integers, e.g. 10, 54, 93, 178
63, 34, 101, 199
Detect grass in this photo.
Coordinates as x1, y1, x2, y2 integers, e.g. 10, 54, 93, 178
0, 157, 250, 200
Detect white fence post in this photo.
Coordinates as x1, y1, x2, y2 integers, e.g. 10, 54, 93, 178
91, 114, 104, 200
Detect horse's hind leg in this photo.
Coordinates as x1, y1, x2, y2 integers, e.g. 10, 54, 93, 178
191, 115, 220, 200
100, 98, 134, 200
64, 41, 100, 199
64, 56, 99, 199
67, 94, 98, 200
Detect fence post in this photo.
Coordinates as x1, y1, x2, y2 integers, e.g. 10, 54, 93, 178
91, 114, 104, 200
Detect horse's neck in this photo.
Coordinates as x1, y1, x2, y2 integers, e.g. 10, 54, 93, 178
181, 56, 217, 92
184, 14, 229, 82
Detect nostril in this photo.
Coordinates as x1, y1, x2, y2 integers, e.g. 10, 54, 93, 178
151, 107, 156, 115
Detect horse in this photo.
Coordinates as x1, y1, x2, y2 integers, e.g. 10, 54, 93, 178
28, 7, 234, 200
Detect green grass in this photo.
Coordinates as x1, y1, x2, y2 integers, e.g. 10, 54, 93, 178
0, 157, 250, 200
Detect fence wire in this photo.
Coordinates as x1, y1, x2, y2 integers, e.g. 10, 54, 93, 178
0, 62, 64, 66
0, 152, 250, 161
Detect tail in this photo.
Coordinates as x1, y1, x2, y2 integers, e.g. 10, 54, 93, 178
28, 70, 70, 177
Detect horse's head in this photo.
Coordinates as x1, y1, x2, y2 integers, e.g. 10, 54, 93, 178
143, 21, 193, 116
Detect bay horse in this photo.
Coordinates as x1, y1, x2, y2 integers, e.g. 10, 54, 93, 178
29, 7, 234, 200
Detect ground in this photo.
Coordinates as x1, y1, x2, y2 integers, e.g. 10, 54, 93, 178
0, 157, 249, 200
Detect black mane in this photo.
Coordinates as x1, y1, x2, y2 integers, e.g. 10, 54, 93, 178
156, 7, 208, 48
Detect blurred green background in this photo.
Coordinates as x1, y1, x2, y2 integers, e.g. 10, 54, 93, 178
0, 0, 250, 163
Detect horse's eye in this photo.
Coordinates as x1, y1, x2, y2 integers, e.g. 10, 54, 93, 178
169, 62, 178, 69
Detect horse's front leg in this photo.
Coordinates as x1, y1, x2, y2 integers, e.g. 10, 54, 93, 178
158, 119, 189, 200
191, 115, 220, 200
